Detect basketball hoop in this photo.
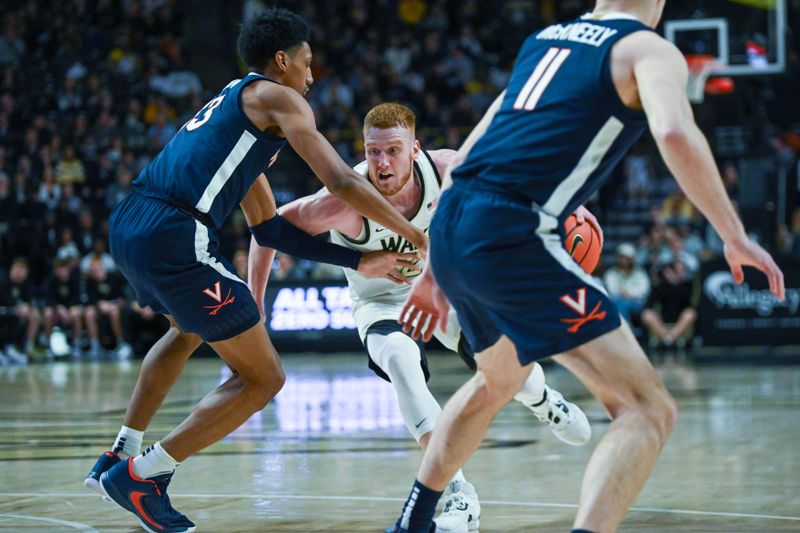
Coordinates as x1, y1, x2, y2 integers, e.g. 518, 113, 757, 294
685, 54, 734, 103
685, 54, 717, 103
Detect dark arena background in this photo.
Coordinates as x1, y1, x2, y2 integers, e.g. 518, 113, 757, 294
1, 1, 799, 532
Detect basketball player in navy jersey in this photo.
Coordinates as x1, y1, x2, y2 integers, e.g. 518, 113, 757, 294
251, 102, 594, 532
388, 1, 785, 532
82, 9, 428, 533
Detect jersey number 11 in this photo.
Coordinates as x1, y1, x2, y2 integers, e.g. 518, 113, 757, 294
513, 47, 572, 112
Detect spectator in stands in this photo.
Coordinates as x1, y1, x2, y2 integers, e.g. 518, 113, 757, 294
56, 227, 81, 266
42, 258, 84, 358
80, 239, 115, 275
37, 165, 61, 210
623, 144, 656, 201
75, 209, 96, 256
127, 299, 168, 356
84, 257, 132, 359
641, 257, 699, 356
656, 228, 700, 277
272, 253, 304, 282
233, 248, 248, 281
105, 167, 134, 211
603, 243, 650, 324
660, 187, 695, 226
0, 257, 40, 363
636, 209, 669, 270
675, 222, 707, 260
55, 145, 86, 186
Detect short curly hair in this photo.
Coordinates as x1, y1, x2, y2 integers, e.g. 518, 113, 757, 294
237, 8, 310, 71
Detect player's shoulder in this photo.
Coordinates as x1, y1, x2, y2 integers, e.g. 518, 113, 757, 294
249, 78, 308, 112
615, 29, 683, 62
421, 148, 455, 181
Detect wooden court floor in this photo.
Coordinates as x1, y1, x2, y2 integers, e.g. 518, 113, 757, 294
1, 352, 799, 532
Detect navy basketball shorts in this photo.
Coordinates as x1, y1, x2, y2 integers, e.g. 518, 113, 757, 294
108, 191, 261, 342
429, 183, 621, 365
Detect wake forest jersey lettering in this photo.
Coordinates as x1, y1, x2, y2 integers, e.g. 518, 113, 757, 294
330, 150, 440, 305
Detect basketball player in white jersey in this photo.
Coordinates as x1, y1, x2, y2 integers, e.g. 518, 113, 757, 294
249, 103, 596, 532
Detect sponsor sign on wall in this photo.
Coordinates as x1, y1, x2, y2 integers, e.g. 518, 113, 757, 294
264, 280, 362, 351
698, 255, 800, 346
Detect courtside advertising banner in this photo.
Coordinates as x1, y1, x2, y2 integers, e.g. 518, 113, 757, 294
698, 255, 800, 346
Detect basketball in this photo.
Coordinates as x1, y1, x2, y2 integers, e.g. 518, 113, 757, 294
563, 214, 602, 274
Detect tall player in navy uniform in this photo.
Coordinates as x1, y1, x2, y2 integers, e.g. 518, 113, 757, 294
389, 1, 785, 532
252, 103, 594, 532
86, 9, 427, 533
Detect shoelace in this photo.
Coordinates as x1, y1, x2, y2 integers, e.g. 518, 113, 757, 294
442, 493, 469, 514
151, 475, 191, 522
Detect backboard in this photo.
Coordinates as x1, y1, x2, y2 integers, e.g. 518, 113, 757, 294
663, 0, 787, 76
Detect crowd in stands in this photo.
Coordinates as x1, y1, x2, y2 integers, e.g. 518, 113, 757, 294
1, 0, 799, 364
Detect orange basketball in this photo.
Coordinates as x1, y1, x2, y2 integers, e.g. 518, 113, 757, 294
563, 214, 602, 274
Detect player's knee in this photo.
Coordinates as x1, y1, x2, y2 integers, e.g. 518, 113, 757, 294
468, 371, 514, 411
383, 348, 418, 384
246, 368, 285, 410
615, 388, 677, 444
377, 335, 423, 383
657, 392, 678, 441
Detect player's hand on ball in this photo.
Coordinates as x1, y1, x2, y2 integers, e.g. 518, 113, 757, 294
573, 205, 603, 247
358, 250, 421, 284
399, 268, 449, 342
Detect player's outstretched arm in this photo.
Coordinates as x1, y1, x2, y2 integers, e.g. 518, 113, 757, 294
247, 234, 274, 322
278, 190, 422, 284
262, 86, 428, 257
632, 33, 784, 299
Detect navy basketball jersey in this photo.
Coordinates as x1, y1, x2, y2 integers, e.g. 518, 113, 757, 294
453, 14, 654, 227
134, 73, 287, 229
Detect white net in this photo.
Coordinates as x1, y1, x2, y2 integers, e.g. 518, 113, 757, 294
685, 55, 719, 104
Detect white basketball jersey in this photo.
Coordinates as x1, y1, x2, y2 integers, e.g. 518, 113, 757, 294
331, 150, 461, 347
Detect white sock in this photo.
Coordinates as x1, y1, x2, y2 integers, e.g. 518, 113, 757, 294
450, 470, 466, 484
112, 426, 143, 459
513, 363, 546, 406
132, 441, 179, 479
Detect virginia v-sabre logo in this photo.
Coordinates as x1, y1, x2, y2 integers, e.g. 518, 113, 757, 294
704, 271, 799, 317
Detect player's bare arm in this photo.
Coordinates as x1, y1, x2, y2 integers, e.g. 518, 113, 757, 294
426, 149, 458, 181
279, 187, 363, 238
620, 31, 784, 299
240, 173, 279, 227
278, 190, 421, 282
252, 83, 428, 256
